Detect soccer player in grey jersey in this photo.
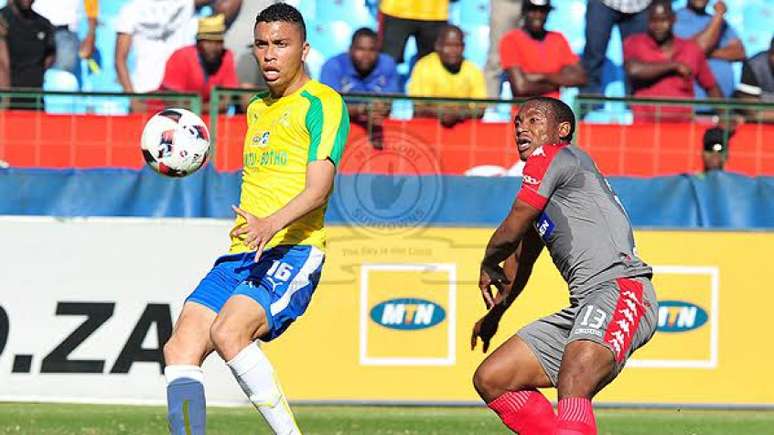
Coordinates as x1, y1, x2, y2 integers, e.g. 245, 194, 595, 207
471, 97, 658, 435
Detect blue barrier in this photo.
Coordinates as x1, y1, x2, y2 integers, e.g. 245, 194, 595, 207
1, 168, 772, 229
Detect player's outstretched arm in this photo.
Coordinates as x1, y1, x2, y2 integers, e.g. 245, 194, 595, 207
471, 228, 542, 353
231, 160, 335, 260
479, 199, 542, 309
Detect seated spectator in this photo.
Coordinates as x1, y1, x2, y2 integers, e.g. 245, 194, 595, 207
674, 0, 745, 98
321, 27, 399, 148
159, 15, 239, 112
115, 0, 196, 112
33, 0, 98, 87
322, 28, 399, 95
623, 0, 722, 121
378, 0, 449, 64
0, 0, 56, 110
407, 25, 486, 128
701, 126, 731, 172
499, 0, 586, 99
735, 37, 774, 123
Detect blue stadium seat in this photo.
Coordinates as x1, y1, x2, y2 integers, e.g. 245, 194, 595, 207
22, 0, 770, 100
308, 20, 353, 61
601, 56, 625, 97
740, 1, 773, 54
295, 0, 317, 23
395, 37, 418, 91
461, 24, 489, 69
547, 0, 585, 53
315, 0, 375, 29
305, 47, 325, 80
43, 68, 85, 114
451, 0, 489, 27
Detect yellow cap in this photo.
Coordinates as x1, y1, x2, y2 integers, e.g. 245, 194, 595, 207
197, 14, 226, 41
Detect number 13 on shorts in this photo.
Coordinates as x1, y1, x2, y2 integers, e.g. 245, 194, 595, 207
579, 305, 607, 330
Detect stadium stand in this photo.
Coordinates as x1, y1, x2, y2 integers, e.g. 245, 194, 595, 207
2, 2, 774, 423
0, 0, 772, 176
1, 0, 765, 97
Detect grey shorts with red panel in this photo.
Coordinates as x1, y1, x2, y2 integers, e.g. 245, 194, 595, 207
516, 276, 659, 386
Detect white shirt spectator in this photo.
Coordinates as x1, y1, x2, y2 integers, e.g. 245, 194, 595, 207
115, 0, 197, 93
33, 0, 82, 30
600, 0, 651, 14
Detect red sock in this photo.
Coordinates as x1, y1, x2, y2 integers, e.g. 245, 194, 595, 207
556, 397, 597, 435
487, 390, 557, 434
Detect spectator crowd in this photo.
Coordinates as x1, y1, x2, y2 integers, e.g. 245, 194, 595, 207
0, 0, 772, 126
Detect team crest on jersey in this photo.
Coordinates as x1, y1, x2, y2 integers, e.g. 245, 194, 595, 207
531, 146, 546, 157
252, 131, 271, 148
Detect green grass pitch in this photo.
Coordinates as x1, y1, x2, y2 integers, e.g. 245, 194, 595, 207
1, 403, 773, 434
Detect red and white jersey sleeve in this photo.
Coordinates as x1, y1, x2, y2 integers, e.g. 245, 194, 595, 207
516, 144, 575, 211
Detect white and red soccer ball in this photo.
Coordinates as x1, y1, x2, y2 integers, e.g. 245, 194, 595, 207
140, 108, 211, 177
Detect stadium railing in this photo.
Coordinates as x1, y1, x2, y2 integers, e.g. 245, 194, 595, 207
1, 88, 772, 176
574, 94, 774, 176
208, 87, 774, 176
0, 89, 201, 168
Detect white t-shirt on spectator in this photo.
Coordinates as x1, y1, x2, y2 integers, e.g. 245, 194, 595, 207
33, 0, 82, 30
115, 0, 197, 93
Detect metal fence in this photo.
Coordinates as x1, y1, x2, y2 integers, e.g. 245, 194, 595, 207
1, 88, 772, 176
0, 89, 201, 169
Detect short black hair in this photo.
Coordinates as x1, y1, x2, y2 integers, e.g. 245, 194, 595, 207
436, 24, 464, 44
351, 27, 377, 46
524, 96, 576, 142
255, 3, 306, 41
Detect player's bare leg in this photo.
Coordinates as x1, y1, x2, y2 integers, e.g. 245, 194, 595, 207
555, 339, 616, 435
473, 335, 551, 401
163, 301, 217, 435
473, 335, 556, 434
211, 295, 300, 435
557, 339, 615, 398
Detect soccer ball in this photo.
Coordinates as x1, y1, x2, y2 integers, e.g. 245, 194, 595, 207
140, 108, 211, 177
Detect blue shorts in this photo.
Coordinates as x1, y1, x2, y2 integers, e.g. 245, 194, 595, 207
186, 245, 325, 341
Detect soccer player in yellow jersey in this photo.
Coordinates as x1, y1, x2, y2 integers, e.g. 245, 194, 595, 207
162, 4, 349, 434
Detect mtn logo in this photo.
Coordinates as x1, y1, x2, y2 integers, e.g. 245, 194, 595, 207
370, 298, 446, 330
657, 300, 708, 332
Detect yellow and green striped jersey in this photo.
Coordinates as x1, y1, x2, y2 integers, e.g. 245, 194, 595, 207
229, 80, 349, 253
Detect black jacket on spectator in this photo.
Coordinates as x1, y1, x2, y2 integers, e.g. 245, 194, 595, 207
0, 6, 55, 89
738, 51, 774, 103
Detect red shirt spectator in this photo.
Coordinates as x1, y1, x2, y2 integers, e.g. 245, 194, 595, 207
624, 34, 715, 99
498, 0, 584, 99
158, 14, 238, 110
160, 45, 238, 103
623, 0, 722, 121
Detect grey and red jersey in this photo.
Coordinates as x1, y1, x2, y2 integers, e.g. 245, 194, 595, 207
517, 143, 652, 299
